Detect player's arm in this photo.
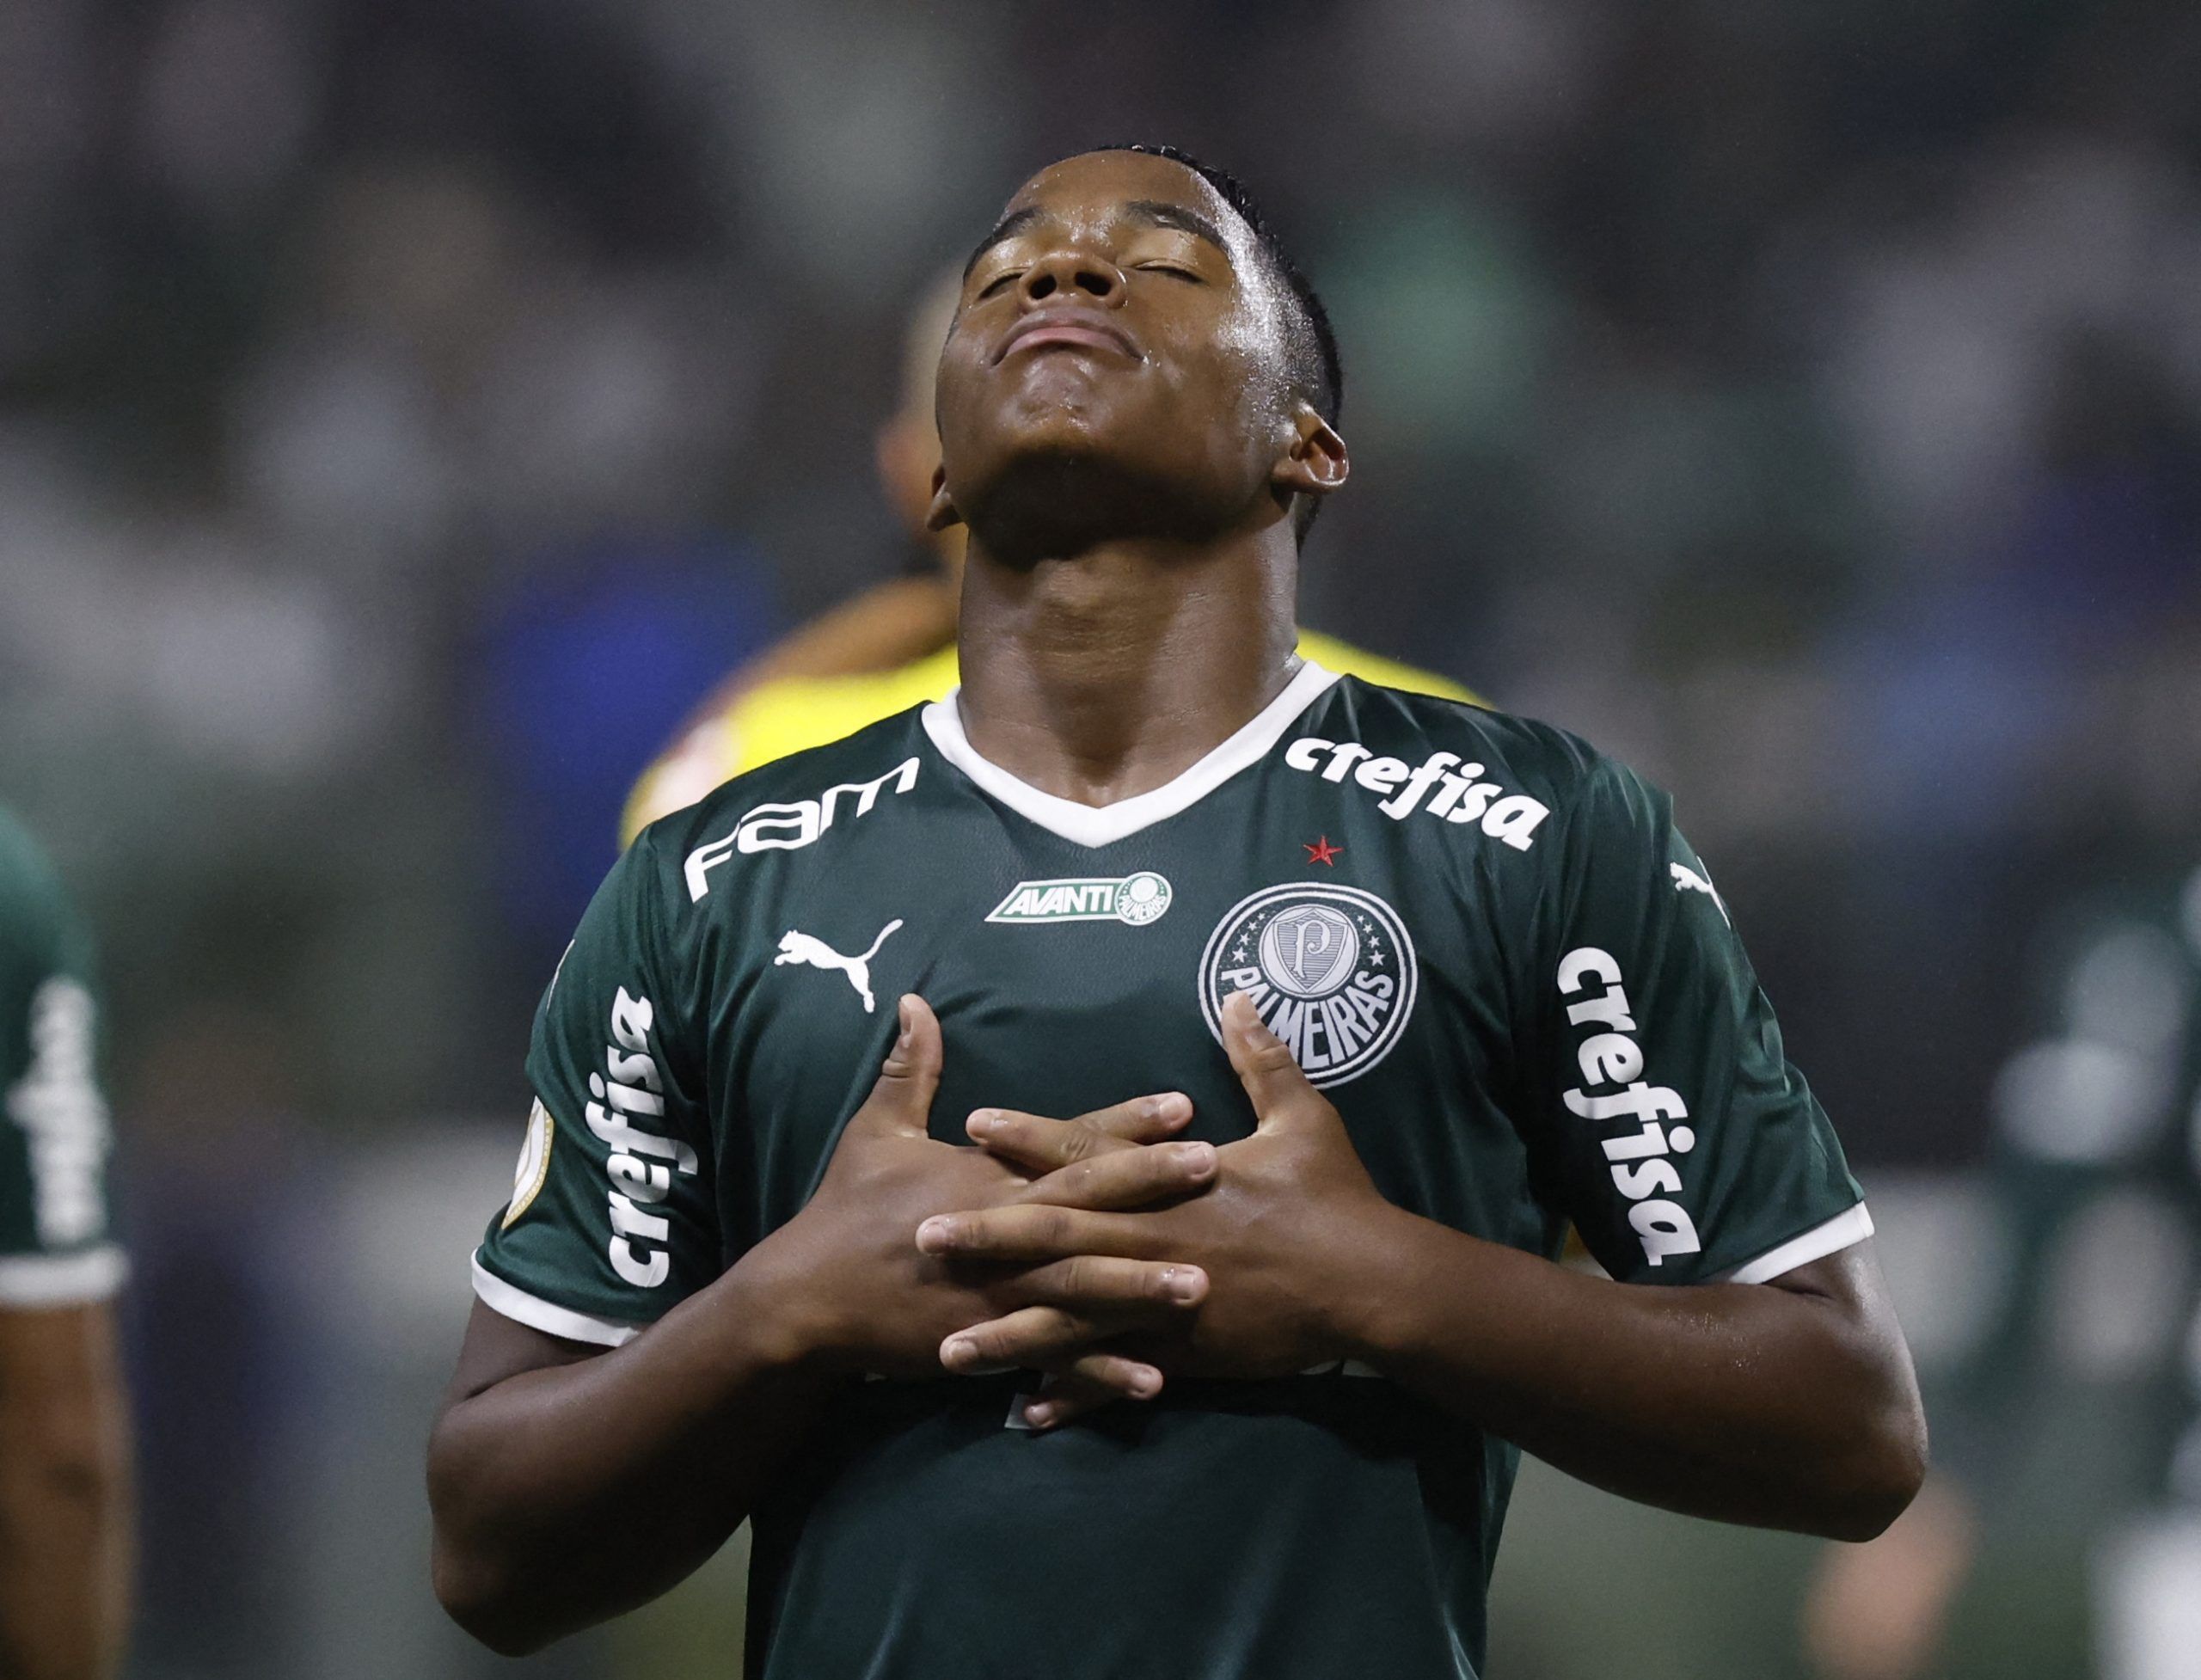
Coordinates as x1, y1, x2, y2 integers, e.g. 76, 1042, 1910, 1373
1319, 1188, 1922, 1539
1356, 762, 1922, 1535
431, 982, 1217, 1654
0, 822, 134, 1680
0, 1303, 133, 1680
428, 1260, 833, 1654
427, 830, 837, 1652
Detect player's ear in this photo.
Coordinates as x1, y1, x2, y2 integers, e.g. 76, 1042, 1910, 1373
876, 415, 941, 535
1270, 404, 1348, 506
924, 463, 966, 533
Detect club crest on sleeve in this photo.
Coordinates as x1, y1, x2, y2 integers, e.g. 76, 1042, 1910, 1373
502, 1098, 555, 1229
1199, 884, 1418, 1088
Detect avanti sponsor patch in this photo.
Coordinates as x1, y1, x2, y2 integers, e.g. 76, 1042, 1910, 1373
987, 872, 1173, 927
1199, 883, 1418, 1088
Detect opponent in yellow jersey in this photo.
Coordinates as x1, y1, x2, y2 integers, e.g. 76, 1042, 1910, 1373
622, 274, 1476, 847
622, 633, 1473, 844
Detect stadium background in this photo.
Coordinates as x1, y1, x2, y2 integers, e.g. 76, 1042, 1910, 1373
4, 0, 2199, 1674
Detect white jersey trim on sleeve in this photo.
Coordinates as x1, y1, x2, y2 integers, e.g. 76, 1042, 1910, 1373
1723, 1203, 1875, 1285
470, 1253, 641, 1348
0, 1242, 127, 1307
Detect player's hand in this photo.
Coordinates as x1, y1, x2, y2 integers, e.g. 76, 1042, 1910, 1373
734, 994, 1217, 1403
934, 1095, 1225, 1419
929, 990, 1395, 1426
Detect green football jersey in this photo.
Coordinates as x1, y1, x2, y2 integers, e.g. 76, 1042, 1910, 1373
0, 807, 123, 1305
475, 662, 1868, 1680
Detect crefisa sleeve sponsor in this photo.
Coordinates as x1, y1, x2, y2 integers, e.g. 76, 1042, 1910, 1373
1555, 947, 1702, 1269
586, 986, 698, 1288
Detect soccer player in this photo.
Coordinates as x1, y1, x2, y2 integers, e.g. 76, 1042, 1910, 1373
431, 144, 1926, 1676
617, 273, 1474, 845
0, 807, 132, 1679
1805, 865, 2201, 1680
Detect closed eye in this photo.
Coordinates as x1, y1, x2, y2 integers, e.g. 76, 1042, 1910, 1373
1136, 262, 1203, 282
976, 269, 1023, 298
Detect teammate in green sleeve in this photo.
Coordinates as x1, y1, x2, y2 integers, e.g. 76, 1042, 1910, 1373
1805, 867, 2201, 1680
431, 144, 1925, 1677
0, 807, 132, 1679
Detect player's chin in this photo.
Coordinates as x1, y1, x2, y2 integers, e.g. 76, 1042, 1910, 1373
984, 372, 1143, 439
959, 395, 1154, 485
955, 441, 1224, 563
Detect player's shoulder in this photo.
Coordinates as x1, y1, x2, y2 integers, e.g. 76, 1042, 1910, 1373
1315, 671, 1642, 812
620, 645, 959, 847
628, 704, 935, 895
1306, 671, 1675, 863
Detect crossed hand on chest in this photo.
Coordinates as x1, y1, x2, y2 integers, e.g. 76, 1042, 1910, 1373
744, 990, 1398, 1430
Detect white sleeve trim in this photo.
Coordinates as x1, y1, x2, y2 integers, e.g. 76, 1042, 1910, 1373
470, 1253, 642, 1347
1723, 1204, 1875, 1285
0, 1243, 127, 1307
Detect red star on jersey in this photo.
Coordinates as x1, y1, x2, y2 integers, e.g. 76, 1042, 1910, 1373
1303, 835, 1343, 867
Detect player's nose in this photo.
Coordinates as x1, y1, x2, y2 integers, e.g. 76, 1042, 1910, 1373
1017, 245, 1128, 310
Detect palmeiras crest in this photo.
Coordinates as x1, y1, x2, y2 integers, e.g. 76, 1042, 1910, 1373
1198, 884, 1419, 1088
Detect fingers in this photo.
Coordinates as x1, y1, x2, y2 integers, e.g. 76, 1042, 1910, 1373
855, 994, 941, 1138
916, 1204, 1150, 1265
1221, 990, 1320, 1131
1021, 1357, 1164, 1432
1080, 1092, 1196, 1143
964, 1093, 1192, 1171
964, 1107, 1114, 1171
941, 1255, 1202, 1371
1009, 1254, 1209, 1314
1018, 1138, 1217, 1211
942, 1307, 1097, 1374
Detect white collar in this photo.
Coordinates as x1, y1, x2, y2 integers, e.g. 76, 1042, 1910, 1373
920, 660, 1340, 848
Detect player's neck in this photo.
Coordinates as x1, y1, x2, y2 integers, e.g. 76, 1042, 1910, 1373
953, 531, 1300, 808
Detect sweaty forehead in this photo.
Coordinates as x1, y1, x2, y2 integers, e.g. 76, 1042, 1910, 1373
1000, 151, 1249, 255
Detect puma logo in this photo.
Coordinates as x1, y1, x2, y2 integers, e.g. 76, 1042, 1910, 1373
774, 920, 904, 1013
1670, 861, 1730, 926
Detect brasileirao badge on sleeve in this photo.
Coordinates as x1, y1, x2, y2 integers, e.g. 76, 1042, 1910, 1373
1198, 884, 1418, 1088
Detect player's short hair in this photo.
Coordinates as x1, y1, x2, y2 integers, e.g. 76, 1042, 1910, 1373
1086, 143, 1344, 540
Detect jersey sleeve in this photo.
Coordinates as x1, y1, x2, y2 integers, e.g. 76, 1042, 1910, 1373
0, 820, 125, 1306
472, 835, 720, 1346
1526, 758, 1867, 1286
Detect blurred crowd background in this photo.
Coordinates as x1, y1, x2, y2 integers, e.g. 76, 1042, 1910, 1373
3, 0, 2199, 1676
